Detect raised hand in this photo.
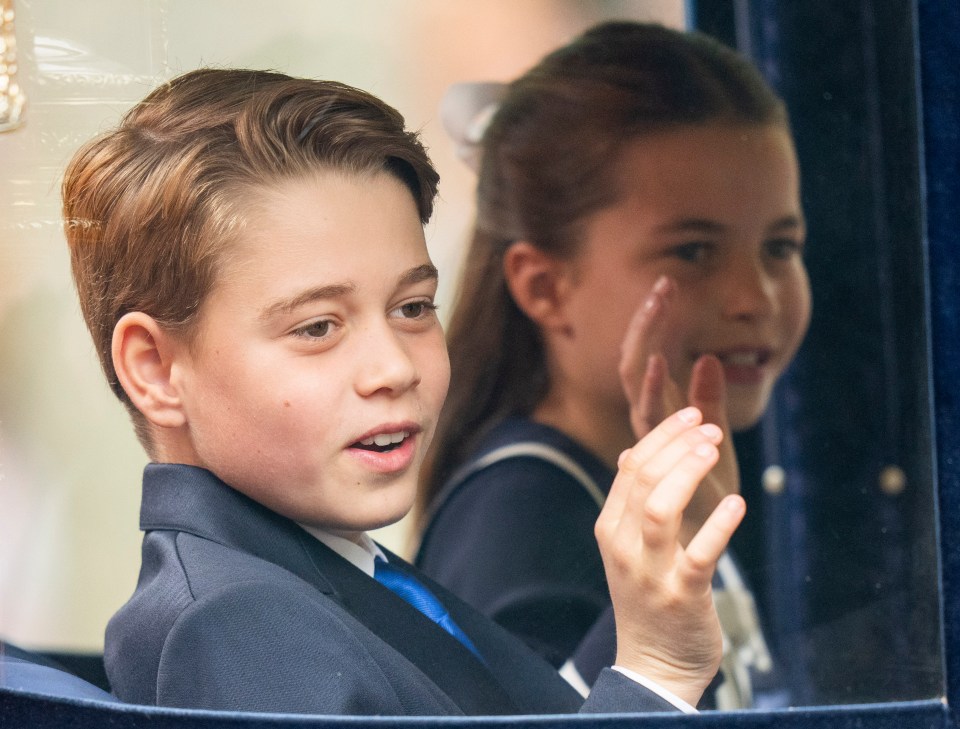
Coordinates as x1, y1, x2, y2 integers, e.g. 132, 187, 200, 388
618, 276, 740, 543
595, 407, 746, 706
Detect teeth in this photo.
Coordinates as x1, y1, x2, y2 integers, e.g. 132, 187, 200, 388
721, 352, 760, 366
359, 431, 409, 446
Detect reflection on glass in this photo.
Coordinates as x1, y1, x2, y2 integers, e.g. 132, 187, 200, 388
0, 0, 26, 132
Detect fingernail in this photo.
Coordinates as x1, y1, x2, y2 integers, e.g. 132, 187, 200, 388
695, 442, 716, 458
642, 289, 660, 313
698, 423, 722, 441
678, 406, 700, 424
643, 276, 671, 312
723, 495, 746, 516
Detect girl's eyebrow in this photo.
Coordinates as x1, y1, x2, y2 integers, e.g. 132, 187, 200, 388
654, 218, 725, 234
654, 214, 805, 235
259, 263, 439, 321
767, 214, 806, 232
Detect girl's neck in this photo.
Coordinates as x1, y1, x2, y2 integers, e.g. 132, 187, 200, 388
531, 389, 635, 471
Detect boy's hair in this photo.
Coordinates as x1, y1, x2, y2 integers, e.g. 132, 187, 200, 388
63, 69, 439, 452
418, 21, 788, 520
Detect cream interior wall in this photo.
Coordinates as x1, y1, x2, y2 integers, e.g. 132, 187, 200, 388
0, 0, 683, 651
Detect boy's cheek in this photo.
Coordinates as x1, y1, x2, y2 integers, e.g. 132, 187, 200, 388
426, 338, 452, 402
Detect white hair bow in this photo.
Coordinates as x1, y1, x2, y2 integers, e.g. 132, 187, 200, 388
439, 82, 508, 172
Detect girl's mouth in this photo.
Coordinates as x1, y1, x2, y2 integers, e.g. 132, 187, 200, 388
711, 349, 773, 385
715, 350, 771, 368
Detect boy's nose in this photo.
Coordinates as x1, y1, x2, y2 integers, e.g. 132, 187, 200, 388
353, 323, 421, 397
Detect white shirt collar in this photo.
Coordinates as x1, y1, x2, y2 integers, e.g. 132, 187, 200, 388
297, 525, 386, 577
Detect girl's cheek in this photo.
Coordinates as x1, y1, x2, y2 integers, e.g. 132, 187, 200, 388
663, 290, 700, 340
782, 274, 813, 341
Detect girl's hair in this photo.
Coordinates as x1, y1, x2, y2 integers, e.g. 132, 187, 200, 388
417, 21, 788, 519
63, 69, 438, 454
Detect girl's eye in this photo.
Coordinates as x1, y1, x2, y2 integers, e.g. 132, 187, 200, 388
293, 319, 333, 339
766, 238, 805, 260
669, 242, 714, 264
396, 300, 438, 320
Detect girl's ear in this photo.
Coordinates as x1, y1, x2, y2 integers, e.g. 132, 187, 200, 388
503, 241, 575, 333
111, 312, 188, 429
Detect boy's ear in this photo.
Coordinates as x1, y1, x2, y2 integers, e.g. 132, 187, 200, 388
503, 241, 575, 333
112, 312, 188, 429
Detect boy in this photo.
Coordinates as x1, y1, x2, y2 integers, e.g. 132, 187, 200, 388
62, 68, 745, 715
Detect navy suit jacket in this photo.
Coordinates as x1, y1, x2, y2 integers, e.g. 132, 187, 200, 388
105, 464, 675, 716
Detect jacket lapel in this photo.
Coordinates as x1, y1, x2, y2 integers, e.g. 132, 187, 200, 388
140, 464, 523, 715
299, 536, 520, 716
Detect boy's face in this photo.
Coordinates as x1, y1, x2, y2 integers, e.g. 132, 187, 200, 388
169, 171, 449, 541
559, 123, 811, 431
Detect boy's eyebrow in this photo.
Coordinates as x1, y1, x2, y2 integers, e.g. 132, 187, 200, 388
260, 283, 356, 321
399, 263, 440, 287
259, 264, 439, 321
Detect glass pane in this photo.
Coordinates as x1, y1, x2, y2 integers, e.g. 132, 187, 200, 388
0, 0, 942, 711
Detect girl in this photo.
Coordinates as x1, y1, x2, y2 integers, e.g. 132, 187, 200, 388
415, 21, 811, 710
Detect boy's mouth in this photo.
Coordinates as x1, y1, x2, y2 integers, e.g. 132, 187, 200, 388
347, 423, 422, 474
352, 430, 411, 453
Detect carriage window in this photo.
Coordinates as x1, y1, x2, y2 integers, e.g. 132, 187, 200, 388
0, 0, 941, 709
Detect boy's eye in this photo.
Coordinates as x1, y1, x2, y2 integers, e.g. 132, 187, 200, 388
395, 300, 438, 320
765, 238, 805, 260
293, 319, 333, 339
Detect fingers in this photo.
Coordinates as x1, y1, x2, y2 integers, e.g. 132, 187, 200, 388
620, 406, 706, 472
596, 408, 742, 703
680, 494, 746, 589
619, 276, 674, 416
601, 407, 702, 534
687, 354, 740, 506
688, 354, 728, 431
633, 354, 666, 437
634, 421, 723, 491
628, 435, 720, 564
600, 407, 724, 552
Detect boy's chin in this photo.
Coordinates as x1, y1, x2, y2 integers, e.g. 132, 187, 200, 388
276, 490, 416, 537
363, 510, 412, 533
356, 498, 417, 533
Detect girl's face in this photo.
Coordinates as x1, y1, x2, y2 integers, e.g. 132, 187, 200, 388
560, 123, 811, 431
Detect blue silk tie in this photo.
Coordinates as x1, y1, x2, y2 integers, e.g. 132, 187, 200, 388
374, 557, 485, 663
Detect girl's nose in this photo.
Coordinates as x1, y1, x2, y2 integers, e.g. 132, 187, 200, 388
353, 323, 421, 397
721, 259, 776, 321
